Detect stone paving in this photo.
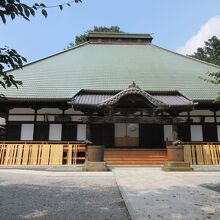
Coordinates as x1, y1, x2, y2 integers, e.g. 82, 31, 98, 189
113, 167, 220, 220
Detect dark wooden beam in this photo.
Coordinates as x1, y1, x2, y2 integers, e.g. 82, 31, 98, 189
82, 116, 179, 124
86, 122, 91, 142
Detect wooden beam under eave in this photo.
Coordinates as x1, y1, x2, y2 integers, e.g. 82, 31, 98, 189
86, 116, 178, 124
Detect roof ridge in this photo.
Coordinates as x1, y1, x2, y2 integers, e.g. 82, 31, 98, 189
151, 44, 220, 69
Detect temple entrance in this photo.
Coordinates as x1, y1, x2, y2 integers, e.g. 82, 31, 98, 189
115, 123, 139, 147
139, 124, 165, 148
70, 83, 194, 149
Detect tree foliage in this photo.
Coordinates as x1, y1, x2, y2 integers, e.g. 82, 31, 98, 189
0, 0, 81, 98
192, 36, 220, 102
66, 25, 124, 48
191, 36, 220, 66
0, 47, 25, 93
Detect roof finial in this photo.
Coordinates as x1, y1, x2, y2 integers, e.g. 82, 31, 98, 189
128, 81, 140, 89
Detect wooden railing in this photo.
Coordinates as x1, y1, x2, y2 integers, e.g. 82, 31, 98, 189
1, 141, 220, 166
183, 142, 220, 165
0, 141, 86, 166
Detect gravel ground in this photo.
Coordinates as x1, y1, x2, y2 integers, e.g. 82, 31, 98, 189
0, 170, 130, 220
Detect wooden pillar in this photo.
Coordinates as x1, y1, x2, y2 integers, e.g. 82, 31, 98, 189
5, 108, 9, 140
86, 123, 91, 141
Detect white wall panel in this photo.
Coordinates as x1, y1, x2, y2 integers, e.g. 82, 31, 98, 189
115, 123, 126, 137
8, 115, 34, 121
38, 108, 62, 114
191, 125, 203, 141
65, 109, 83, 114
217, 125, 220, 141
0, 117, 5, 125
49, 124, 62, 140
178, 112, 188, 115
191, 117, 201, 123
205, 117, 215, 123
71, 116, 83, 122
77, 124, 86, 140
190, 110, 213, 116
164, 125, 173, 141
36, 115, 44, 121
48, 116, 55, 122
9, 108, 34, 114
20, 124, 34, 140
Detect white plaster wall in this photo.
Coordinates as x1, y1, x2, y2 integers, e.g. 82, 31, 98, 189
115, 123, 126, 137
178, 112, 188, 115
49, 124, 62, 140
20, 124, 34, 140
9, 108, 35, 114
205, 117, 215, 123
190, 110, 213, 116
65, 109, 83, 114
191, 117, 201, 123
177, 117, 188, 123
37, 108, 62, 114
77, 124, 86, 140
36, 115, 44, 121
8, 115, 35, 121
217, 125, 220, 141
190, 125, 203, 141
48, 116, 55, 122
164, 125, 173, 141
0, 117, 5, 125
71, 116, 83, 122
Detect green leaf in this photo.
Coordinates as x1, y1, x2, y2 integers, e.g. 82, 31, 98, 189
40, 3, 46, 7
11, 13, 15, 20
24, 8, 30, 17
29, 8, 35, 16
0, 81, 6, 89
41, 9, 47, 18
21, 56, 27, 62
0, 14, 6, 24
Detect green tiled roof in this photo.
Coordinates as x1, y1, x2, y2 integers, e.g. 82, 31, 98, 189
3, 42, 220, 101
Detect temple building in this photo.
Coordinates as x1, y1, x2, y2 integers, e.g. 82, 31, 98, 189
1, 32, 220, 149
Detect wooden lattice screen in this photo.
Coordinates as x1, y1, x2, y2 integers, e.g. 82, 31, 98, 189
183, 143, 220, 165
0, 143, 86, 166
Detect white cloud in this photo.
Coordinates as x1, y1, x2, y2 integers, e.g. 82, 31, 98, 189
177, 15, 220, 55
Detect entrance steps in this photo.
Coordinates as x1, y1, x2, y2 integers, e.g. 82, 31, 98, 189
104, 148, 167, 165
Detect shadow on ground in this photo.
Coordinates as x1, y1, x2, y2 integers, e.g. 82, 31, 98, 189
200, 182, 220, 193
0, 174, 130, 220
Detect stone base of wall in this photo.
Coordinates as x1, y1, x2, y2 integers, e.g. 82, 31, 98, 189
162, 161, 193, 171
83, 161, 109, 172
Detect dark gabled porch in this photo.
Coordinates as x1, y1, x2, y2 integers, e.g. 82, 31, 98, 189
69, 83, 195, 148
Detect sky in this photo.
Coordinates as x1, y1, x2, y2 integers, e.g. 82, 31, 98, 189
1, 0, 220, 63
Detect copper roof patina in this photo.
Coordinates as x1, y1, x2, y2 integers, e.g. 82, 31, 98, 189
3, 32, 220, 101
